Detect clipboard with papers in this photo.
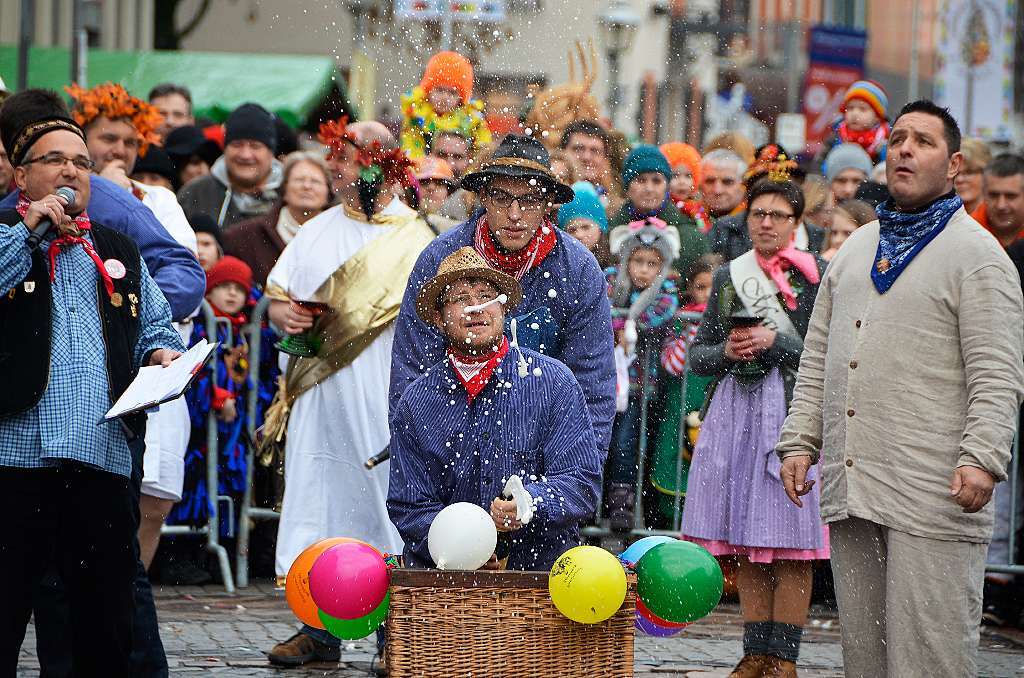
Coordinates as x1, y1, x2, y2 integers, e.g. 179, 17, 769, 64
102, 339, 219, 422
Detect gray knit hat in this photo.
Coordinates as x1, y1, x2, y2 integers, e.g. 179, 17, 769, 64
824, 143, 873, 183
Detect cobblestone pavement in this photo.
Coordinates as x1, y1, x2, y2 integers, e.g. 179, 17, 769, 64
16, 582, 1024, 676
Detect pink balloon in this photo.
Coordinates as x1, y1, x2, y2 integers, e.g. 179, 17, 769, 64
308, 542, 389, 620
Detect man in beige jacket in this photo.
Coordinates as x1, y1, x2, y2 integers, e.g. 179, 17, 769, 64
777, 100, 1024, 677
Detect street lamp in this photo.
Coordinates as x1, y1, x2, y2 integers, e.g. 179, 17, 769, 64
598, 0, 640, 127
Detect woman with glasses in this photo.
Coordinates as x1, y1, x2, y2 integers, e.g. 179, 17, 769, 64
680, 179, 828, 678
223, 151, 334, 288
954, 138, 993, 216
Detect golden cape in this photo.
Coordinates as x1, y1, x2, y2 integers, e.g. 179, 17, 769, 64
260, 207, 435, 461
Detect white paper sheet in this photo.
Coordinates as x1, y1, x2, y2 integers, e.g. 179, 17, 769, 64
103, 339, 217, 421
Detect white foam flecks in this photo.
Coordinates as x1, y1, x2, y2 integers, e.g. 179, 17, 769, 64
530, 322, 540, 330
541, 226, 551, 235
463, 294, 508, 314
547, 289, 557, 298
543, 271, 551, 278
532, 367, 543, 376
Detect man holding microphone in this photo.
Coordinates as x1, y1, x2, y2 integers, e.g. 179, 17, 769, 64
0, 90, 185, 675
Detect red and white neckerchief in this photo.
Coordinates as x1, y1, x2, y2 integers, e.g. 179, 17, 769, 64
16, 193, 115, 299
447, 336, 509, 404
474, 216, 557, 281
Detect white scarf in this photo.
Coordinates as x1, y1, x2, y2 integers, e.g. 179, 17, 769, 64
275, 206, 303, 244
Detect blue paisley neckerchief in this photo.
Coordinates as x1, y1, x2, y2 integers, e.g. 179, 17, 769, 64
872, 192, 962, 294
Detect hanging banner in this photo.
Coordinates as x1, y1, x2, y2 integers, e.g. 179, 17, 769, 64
801, 25, 867, 155
934, 0, 1016, 141
396, 0, 506, 22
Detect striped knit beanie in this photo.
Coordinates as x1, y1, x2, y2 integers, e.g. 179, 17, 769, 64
843, 80, 888, 120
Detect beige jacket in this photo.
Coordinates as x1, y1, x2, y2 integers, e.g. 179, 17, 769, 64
776, 208, 1024, 543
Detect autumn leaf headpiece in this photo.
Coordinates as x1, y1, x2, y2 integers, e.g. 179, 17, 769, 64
318, 116, 414, 188
65, 82, 164, 157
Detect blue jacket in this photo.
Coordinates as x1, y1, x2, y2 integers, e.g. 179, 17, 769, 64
389, 210, 616, 452
388, 347, 603, 571
1, 175, 206, 320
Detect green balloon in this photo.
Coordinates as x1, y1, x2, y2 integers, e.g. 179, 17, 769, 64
318, 593, 390, 640
635, 541, 723, 624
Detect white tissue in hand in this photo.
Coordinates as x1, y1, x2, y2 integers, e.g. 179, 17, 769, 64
501, 475, 535, 525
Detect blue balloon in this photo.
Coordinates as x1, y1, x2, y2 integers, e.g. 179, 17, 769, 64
618, 536, 677, 566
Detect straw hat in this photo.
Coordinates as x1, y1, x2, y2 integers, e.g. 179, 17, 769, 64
415, 247, 523, 326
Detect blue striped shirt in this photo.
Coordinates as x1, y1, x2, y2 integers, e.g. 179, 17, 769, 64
0, 222, 185, 477
389, 210, 617, 452
388, 347, 603, 571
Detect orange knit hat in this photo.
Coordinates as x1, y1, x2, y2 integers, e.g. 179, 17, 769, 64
420, 51, 474, 104
659, 142, 702, 186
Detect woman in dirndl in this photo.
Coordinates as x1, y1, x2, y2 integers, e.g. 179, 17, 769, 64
681, 178, 828, 678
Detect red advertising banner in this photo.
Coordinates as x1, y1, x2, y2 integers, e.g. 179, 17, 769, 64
802, 62, 862, 153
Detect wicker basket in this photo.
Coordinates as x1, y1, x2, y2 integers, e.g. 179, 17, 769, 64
385, 569, 636, 678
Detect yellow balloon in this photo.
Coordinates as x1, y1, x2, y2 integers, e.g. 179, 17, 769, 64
549, 545, 627, 624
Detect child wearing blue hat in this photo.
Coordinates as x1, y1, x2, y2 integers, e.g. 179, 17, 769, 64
558, 181, 610, 265
609, 144, 709, 283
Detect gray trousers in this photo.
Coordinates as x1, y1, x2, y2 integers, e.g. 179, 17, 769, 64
830, 517, 986, 678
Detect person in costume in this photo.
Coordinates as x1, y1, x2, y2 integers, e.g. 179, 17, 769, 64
649, 255, 717, 528
608, 144, 709, 282
779, 100, 1024, 678
263, 117, 436, 668
603, 218, 680, 532
389, 247, 603, 570
0, 88, 184, 676
661, 141, 712, 234
681, 179, 829, 678
557, 180, 611, 267
168, 257, 278, 539
709, 145, 826, 263
815, 80, 890, 166
389, 134, 616, 458
400, 51, 492, 161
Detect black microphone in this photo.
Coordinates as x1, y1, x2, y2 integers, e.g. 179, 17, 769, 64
25, 187, 77, 249
364, 445, 391, 470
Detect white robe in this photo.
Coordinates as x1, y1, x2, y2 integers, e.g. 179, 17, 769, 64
268, 199, 408, 576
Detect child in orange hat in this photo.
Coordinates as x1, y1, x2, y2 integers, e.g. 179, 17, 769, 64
400, 51, 492, 160
660, 142, 712, 234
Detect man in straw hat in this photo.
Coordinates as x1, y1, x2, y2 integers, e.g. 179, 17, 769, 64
388, 247, 603, 570
390, 134, 616, 457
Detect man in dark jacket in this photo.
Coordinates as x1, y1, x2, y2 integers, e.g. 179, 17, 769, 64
177, 103, 283, 230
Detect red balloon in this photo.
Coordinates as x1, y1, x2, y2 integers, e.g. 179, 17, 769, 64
309, 542, 389, 620
636, 598, 690, 629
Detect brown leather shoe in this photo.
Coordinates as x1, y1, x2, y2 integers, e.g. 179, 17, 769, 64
730, 654, 771, 677
764, 656, 798, 677
267, 632, 341, 667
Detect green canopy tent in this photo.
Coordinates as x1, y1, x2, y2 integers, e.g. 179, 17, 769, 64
0, 45, 351, 129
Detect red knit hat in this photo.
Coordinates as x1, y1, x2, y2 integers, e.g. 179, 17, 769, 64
420, 51, 474, 104
206, 255, 253, 295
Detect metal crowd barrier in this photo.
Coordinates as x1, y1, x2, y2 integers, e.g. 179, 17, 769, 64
582, 310, 703, 542
985, 428, 1022, 575
159, 300, 236, 593
235, 295, 281, 588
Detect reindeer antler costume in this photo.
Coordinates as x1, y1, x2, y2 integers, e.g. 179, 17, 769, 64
526, 40, 602, 150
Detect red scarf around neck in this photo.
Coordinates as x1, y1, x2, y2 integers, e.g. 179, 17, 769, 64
474, 216, 557, 280
209, 300, 249, 329
837, 121, 889, 157
447, 336, 509, 404
16, 193, 115, 299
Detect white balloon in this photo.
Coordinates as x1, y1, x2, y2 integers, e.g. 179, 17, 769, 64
428, 502, 498, 570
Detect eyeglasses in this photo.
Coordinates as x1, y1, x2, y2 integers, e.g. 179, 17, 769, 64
444, 291, 500, 308
484, 188, 548, 211
748, 208, 795, 225
23, 152, 95, 172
